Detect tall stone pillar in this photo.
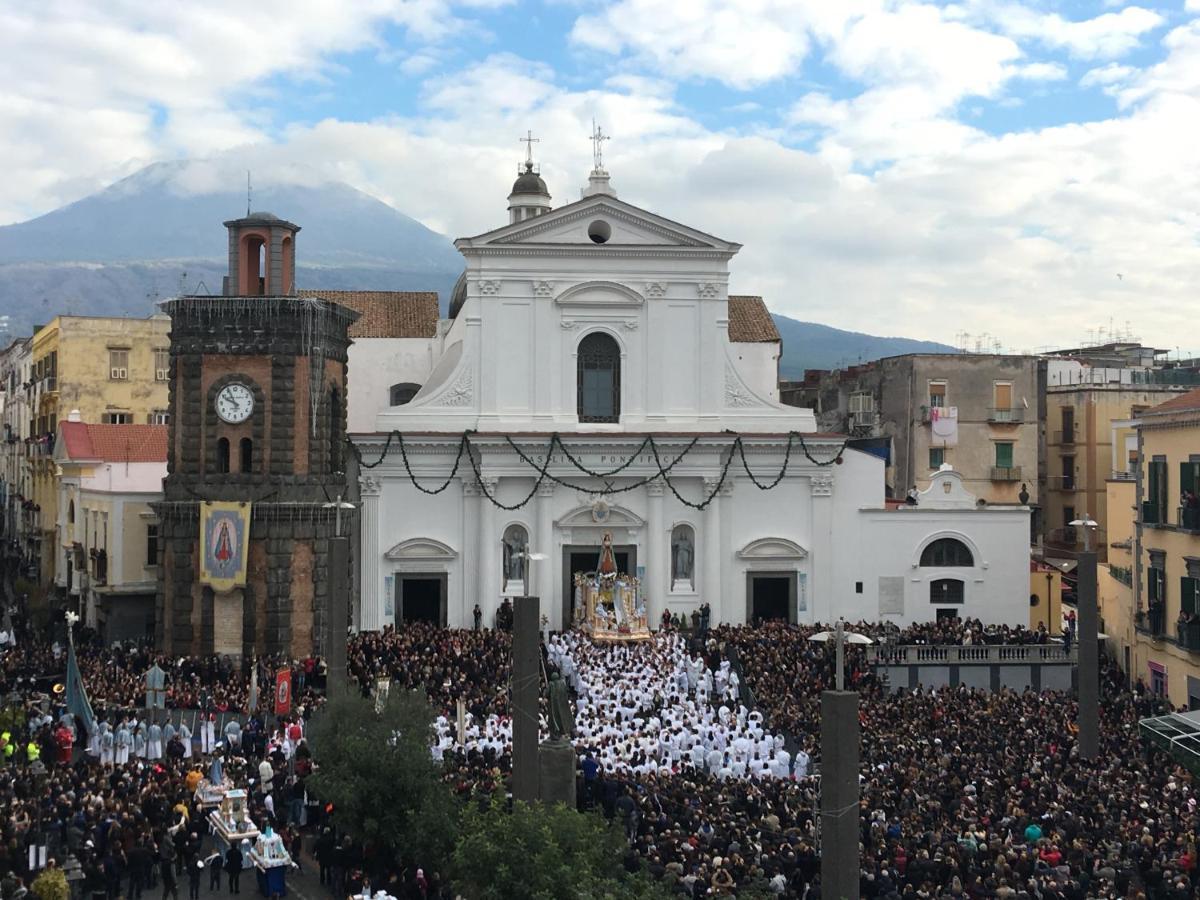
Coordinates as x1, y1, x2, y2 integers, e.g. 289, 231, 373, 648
820, 690, 860, 900
647, 479, 666, 624
536, 481, 555, 623
1077, 550, 1099, 759
703, 477, 722, 622
511, 594, 541, 804
476, 476, 497, 627
357, 475, 383, 631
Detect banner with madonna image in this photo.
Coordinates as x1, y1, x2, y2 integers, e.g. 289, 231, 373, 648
199, 501, 251, 592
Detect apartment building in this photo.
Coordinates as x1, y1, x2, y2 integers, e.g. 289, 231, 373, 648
1100, 388, 1200, 708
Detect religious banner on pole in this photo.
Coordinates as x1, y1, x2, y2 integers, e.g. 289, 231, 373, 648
274, 669, 292, 716
65, 631, 95, 733
199, 501, 251, 592
144, 664, 167, 710
248, 660, 259, 714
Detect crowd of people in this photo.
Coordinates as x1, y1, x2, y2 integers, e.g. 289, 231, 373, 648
2, 608, 1196, 899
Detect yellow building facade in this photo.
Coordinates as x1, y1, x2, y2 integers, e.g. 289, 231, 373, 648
1044, 381, 1191, 562
1105, 388, 1200, 709
27, 315, 170, 586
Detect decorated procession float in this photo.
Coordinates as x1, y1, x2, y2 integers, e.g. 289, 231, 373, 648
572, 531, 650, 643
249, 824, 294, 896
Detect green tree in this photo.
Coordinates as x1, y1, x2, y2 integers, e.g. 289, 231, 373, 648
308, 688, 458, 870
31, 867, 68, 900
451, 796, 671, 900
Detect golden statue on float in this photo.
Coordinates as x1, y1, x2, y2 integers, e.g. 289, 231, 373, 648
573, 531, 650, 642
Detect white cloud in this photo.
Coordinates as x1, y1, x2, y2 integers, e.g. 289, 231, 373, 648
570, 0, 812, 89
1013, 61, 1069, 80
1080, 63, 1136, 87
983, 4, 1165, 59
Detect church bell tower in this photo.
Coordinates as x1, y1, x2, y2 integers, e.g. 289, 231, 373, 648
156, 212, 358, 660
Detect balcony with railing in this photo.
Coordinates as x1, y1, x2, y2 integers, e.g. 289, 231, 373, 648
988, 407, 1024, 424
866, 644, 1077, 665
1110, 470, 1136, 482
1180, 505, 1200, 533
990, 465, 1022, 481
1108, 563, 1133, 586
1143, 501, 1162, 526
1052, 430, 1076, 446
1136, 605, 1167, 639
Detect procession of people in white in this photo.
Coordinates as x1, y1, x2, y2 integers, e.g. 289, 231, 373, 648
433, 633, 810, 781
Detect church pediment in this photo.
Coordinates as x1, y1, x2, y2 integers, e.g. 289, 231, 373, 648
384, 538, 458, 561
736, 538, 808, 561
556, 501, 645, 530
458, 197, 741, 252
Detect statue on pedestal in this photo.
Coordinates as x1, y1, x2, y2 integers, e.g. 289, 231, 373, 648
547, 671, 574, 740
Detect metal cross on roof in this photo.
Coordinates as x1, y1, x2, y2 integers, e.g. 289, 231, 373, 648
520, 130, 539, 166
590, 119, 610, 170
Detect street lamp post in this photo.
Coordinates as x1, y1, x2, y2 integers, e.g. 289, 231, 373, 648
1070, 516, 1100, 759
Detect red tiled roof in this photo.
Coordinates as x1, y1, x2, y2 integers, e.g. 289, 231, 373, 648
298, 290, 439, 339
728, 295, 780, 343
59, 422, 167, 463
1142, 387, 1200, 417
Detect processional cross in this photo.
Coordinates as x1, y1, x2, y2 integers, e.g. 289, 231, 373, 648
589, 119, 610, 169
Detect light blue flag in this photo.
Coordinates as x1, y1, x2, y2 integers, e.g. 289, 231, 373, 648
66, 638, 95, 733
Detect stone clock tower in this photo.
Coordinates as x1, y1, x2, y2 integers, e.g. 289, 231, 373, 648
156, 212, 358, 659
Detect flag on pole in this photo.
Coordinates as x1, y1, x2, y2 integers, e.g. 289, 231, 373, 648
65, 635, 95, 733
274, 669, 292, 716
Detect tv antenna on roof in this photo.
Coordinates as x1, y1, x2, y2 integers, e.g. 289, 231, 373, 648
246, 171, 252, 217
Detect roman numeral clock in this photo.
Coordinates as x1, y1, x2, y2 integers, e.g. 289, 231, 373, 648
155, 211, 358, 661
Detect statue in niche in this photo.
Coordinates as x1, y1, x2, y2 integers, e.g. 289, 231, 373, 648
672, 526, 695, 584
502, 525, 528, 586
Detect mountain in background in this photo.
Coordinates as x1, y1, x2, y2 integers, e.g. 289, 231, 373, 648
0, 160, 955, 372
0, 160, 464, 333
772, 317, 956, 377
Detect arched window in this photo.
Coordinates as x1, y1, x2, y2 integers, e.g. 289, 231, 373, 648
920, 537, 973, 567
216, 438, 230, 474
930, 578, 965, 605
328, 388, 343, 473
239, 438, 253, 474
577, 332, 621, 423
389, 383, 422, 406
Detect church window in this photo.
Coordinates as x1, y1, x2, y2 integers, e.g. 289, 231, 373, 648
587, 220, 612, 244
577, 332, 621, 423
239, 438, 253, 474
919, 537, 973, 567
930, 578, 964, 604
389, 383, 421, 406
216, 438, 230, 474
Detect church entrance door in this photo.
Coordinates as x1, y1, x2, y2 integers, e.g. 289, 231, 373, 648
397, 574, 447, 626
747, 572, 796, 624
562, 544, 636, 627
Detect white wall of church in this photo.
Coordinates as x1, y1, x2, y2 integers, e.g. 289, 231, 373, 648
347, 338, 437, 433
728, 342, 780, 401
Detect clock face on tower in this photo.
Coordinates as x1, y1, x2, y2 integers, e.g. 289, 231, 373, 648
215, 382, 255, 424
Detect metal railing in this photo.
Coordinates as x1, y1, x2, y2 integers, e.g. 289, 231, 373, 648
990, 466, 1022, 481
1180, 506, 1200, 532
988, 407, 1024, 424
1111, 470, 1135, 481
866, 644, 1078, 665
1052, 430, 1075, 445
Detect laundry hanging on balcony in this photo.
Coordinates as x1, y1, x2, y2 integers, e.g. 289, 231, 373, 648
930, 406, 959, 448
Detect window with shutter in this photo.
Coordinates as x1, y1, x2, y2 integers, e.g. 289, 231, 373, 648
995, 442, 1014, 469
1182, 577, 1198, 616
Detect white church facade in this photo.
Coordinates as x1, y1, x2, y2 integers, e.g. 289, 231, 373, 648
349, 157, 1031, 631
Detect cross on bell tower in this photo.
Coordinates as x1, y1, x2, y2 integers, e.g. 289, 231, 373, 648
520, 130, 540, 167
589, 120, 610, 171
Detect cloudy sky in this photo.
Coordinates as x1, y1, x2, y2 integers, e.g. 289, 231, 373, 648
2, 0, 1198, 353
